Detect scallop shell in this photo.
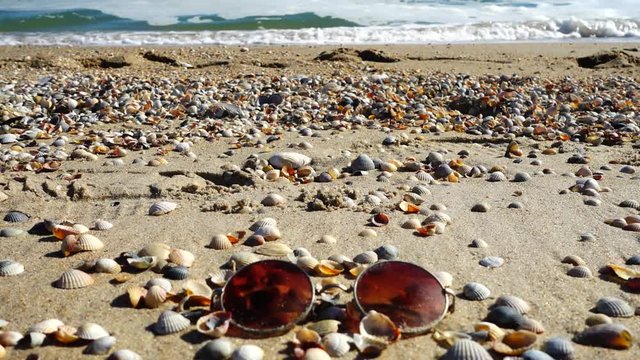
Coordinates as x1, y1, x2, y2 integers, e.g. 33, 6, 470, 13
154, 310, 191, 335
0, 260, 24, 276
249, 217, 277, 231
269, 152, 312, 169
353, 251, 378, 265
197, 339, 235, 360
469, 239, 488, 248
85, 335, 116, 355
487, 171, 507, 182
4, 211, 29, 223
350, 154, 375, 172
209, 269, 235, 287
92, 219, 113, 231
76, 323, 109, 340
164, 265, 190, 280
261, 193, 286, 206
574, 323, 633, 350
94, 258, 121, 274
196, 311, 232, 338
626, 215, 640, 224
254, 242, 293, 257
28, 319, 64, 334
513, 172, 532, 182
414, 171, 435, 183
148, 201, 178, 216
619, 199, 640, 210
169, 248, 195, 267
518, 318, 545, 334
567, 265, 592, 278
595, 297, 634, 318
55, 269, 94, 289
252, 225, 282, 241
322, 333, 352, 357
75, 234, 105, 251
145, 278, 172, 292
108, 349, 142, 360
225, 252, 260, 269
463, 282, 491, 301
232, 344, 264, 360
494, 295, 531, 314
442, 339, 492, 360
479, 256, 504, 268
561, 255, 586, 266
542, 337, 574, 360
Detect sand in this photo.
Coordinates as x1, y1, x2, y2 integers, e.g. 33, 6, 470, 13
0, 42, 639, 359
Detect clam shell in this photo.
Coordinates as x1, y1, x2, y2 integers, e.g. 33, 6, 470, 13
513, 172, 531, 182
442, 339, 492, 360
108, 349, 142, 360
424, 212, 452, 225
518, 317, 545, 334
353, 251, 378, 265
595, 297, 634, 317
53, 224, 81, 239
252, 225, 281, 241
626, 215, 640, 224
403, 192, 424, 205
433, 271, 453, 288
494, 295, 531, 314
471, 203, 491, 212
411, 185, 431, 197
55, 269, 94, 289
493, 330, 537, 355
318, 234, 337, 244
154, 310, 191, 335
92, 219, 113, 231
164, 265, 190, 280
626, 255, 640, 265
619, 199, 640, 210
479, 256, 504, 268
0, 260, 24, 276
254, 242, 293, 257
249, 217, 277, 231
297, 256, 320, 274
522, 349, 555, 360
75, 234, 105, 251
28, 319, 64, 334
542, 336, 574, 360
469, 239, 488, 248
487, 171, 507, 182
4, 211, 29, 223
269, 152, 312, 169
209, 269, 235, 287
148, 201, 178, 215
485, 306, 524, 329
94, 258, 121, 274
359, 311, 400, 344
0, 228, 25, 237
463, 282, 491, 301
26, 332, 47, 348
573, 323, 633, 349
139, 243, 171, 259
197, 339, 235, 360
414, 171, 435, 183
322, 333, 352, 357
350, 154, 375, 172
474, 322, 505, 341
585, 314, 613, 326
169, 248, 195, 267
374, 244, 399, 261
401, 218, 422, 229
76, 322, 109, 340
232, 344, 264, 360
0, 331, 23, 346
567, 265, 592, 278
261, 193, 286, 206
127, 256, 157, 269
316, 260, 344, 276
196, 311, 232, 338
84, 335, 116, 355
358, 228, 377, 238
561, 255, 585, 266
623, 223, 640, 232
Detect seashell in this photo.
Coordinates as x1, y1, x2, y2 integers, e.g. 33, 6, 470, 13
518, 317, 545, 334
75, 234, 104, 252
164, 265, 190, 280
295, 327, 322, 347
414, 171, 435, 183
626, 215, 640, 224
269, 152, 312, 169
209, 269, 235, 287
561, 255, 585, 266
401, 218, 422, 229
433, 271, 453, 288
244, 234, 266, 247
487, 171, 507, 182
295, 256, 320, 274
469, 239, 488, 248
127, 286, 147, 308
353, 251, 378, 265
411, 185, 431, 198
575, 166, 592, 177
513, 172, 531, 182
84, 335, 116, 355
127, 256, 157, 270
380, 162, 398, 173
61, 235, 78, 257
316, 260, 345, 276
351, 154, 375, 172
463, 282, 491, 301
434, 164, 453, 179
479, 256, 504, 268
522, 349, 555, 360
584, 198, 601, 206
25, 332, 47, 348
94, 258, 121, 274
619, 199, 640, 210
148, 201, 178, 216
52, 224, 81, 240
254, 242, 293, 257
442, 339, 492, 360
494, 295, 530, 314
3, 211, 29, 223
197, 338, 235, 360
542, 336, 574, 360
619, 165, 636, 174
567, 265, 592, 278
53, 324, 79, 344
322, 333, 352, 357
574, 323, 633, 349
595, 297, 634, 318
485, 306, 525, 329
169, 248, 195, 267
232, 344, 264, 360
249, 217, 277, 231
369, 213, 390, 227
154, 310, 191, 335
55, 269, 94, 289
28, 319, 64, 334
139, 243, 171, 259
252, 225, 281, 241
359, 311, 400, 344
318, 234, 337, 244
474, 322, 505, 341
493, 330, 537, 355
225, 252, 260, 270
358, 229, 377, 238
197, 311, 232, 338
108, 349, 142, 360
0, 228, 25, 237
261, 193, 286, 206
92, 219, 113, 231
581, 178, 600, 192
145, 278, 172, 292
76, 323, 109, 340
301, 348, 331, 360
374, 244, 399, 261
398, 201, 421, 214
0, 331, 23, 346
424, 212, 452, 225
0, 260, 24, 276
471, 203, 491, 212
623, 223, 640, 232
585, 314, 612, 326
72, 223, 90, 234
403, 192, 424, 205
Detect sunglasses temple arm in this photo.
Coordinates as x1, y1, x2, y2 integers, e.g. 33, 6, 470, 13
444, 288, 456, 315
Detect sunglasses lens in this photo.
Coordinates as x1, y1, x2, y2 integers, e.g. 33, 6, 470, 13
354, 261, 447, 333
222, 260, 315, 333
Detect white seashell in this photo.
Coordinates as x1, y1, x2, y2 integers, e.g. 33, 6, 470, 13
196, 311, 232, 338
0, 259, 24, 276
208, 234, 235, 250
55, 269, 94, 289
26, 332, 46, 348
209, 269, 235, 287
487, 171, 507, 182
252, 225, 282, 241
154, 310, 191, 335
442, 339, 492, 360
261, 193, 286, 206
145, 285, 168, 308
232, 344, 264, 360
463, 282, 491, 301
595, 297, 634, 317
139, 243, 171, 259
94, 258, 121, 274
268, 152, 312, 169
359, 311, 399, 344
92, 219, 113, 231
28, 319, 64, 334
75, 234, 105, 251
479, 256, 504, 268
254, 242, 293, 257
145, 278, 172, 292
0, 331, 23, 346
128, 256, 157, 269
322, 333, 352, 357
108, 349, 142, 360
198, 339, 235, 360
302, 348, 332, 360
433, 271, 453, 288
249, 217, 277, 231
76, 323, 109, 340
470, 239, 488, 248
169, 248, 195, 267
358, 229, 377, 238
424, 212, 452, 225
72, 223, 90, 234
148, 201, 178, 215
494, 295, 531, 314
0, 228, 26, 237
226, 252, 260, 269
401, 218, 422, 229
85, 335, 116, 355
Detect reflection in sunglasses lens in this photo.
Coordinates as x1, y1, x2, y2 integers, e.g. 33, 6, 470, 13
355, 261, 446, 333
222, 260, 315, 333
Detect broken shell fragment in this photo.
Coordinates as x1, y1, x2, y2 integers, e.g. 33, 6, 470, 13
196, 311, 232, 338
316, 260, 345, 277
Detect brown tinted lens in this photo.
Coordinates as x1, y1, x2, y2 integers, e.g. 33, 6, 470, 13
354, 261, 446, 333
222, 260, 314, 333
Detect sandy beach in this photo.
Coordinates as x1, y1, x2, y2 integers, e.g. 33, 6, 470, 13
1, 42, 640, 359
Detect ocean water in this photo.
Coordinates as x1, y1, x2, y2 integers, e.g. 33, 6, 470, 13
0, 0, 639, 45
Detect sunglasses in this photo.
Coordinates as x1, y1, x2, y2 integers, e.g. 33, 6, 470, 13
218, 259, 454, 335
